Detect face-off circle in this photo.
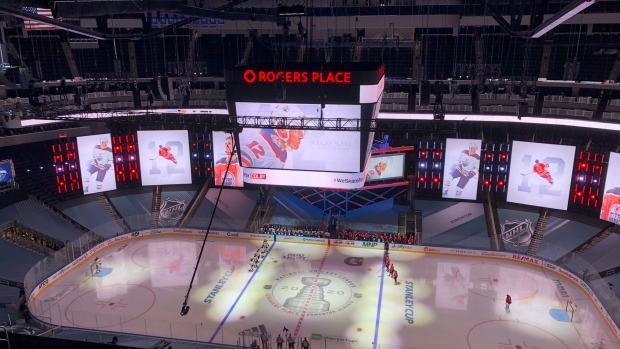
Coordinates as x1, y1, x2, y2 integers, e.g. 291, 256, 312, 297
269, 271, 356, 315
454, 263, 538, 300
64, 284, 156, 329
467, 320, 569, 349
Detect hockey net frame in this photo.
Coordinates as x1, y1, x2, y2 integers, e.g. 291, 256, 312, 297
565, 300, 577, 322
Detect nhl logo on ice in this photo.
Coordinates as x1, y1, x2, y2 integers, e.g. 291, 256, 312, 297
159, 197, 187, 222
501, 219, 534, 247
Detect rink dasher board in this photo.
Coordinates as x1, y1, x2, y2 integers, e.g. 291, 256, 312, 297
27, 228, 620, 341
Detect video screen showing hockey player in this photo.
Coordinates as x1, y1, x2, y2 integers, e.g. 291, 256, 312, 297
365, 154, 405, 182
507, 141, 575, 210
77, 133, 116, 195
138, 130, 192, 185
236, 103, 361, 173
442, 139, 481, 200
212, 132, 244, 187
601, 152, 620, 224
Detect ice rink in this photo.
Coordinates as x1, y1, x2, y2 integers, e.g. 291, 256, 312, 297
30, 234, 620, 349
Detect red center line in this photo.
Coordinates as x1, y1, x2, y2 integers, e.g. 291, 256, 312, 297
292, 244, 331, 339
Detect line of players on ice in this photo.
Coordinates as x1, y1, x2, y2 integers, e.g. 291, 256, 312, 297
384, 251, 399, 285
249, 239, 270, 272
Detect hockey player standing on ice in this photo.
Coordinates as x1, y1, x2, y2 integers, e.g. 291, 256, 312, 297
214, 135, 242, 186
532, 160, 554, 184
505, 294, 512, 311
301, 338, 310, 349
158, 145, 178, 164
287, 334, 295, 349
276, 335, 284, 349
261, 332, 269, 349
443, 142, 480, 199
84, 136, 113, 193
240, 105, 307, 169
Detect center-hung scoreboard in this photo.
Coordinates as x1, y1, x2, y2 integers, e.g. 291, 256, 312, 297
45, 61, 619, 223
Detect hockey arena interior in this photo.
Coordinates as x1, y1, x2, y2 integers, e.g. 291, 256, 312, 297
2, 0, 620, 348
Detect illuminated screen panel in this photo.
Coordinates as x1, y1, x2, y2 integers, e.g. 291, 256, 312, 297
601, 152, 620, 224
236, 102, 361, 173
571, 151, 604, 209
52, 141, 81, 194
0, 159, 15, 183
137, 130, 192, 185
442, 139, 481, 200
212, 131, 244, 187
77, 133, 116, 195
507, 141, 576, 210
365, 154, 405, 182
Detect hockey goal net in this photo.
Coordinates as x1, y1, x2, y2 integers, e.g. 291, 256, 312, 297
565, 300, 577, 322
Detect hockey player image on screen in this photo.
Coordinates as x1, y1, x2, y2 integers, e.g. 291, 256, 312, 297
507, 141, 575, 210
214, 134, 243, 187
600, 152, 620, 224
138, 130, 192, 185
156, 145, 177, 164
526, 160, 554, 184
601, 187, 620, 224
443, 141, 480, 200
240, 104, 308, 169
240, 128, 306, 169
366, 160, 388, 181
81, 135, 114, 194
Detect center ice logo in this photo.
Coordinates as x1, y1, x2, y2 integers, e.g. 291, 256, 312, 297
159, 197, 187, 222
267, 271, 359, 316
501, 219, 534, 247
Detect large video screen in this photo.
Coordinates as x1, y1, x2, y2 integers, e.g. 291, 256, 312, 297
507, 141, 576, 210
137, 130, 192, 185
0, 159, 15, 184
236, 102, 361, 173
365, 154, 405, 182
212, 131, 244, 187
77, 134, 116, 195
442, 138, 481, 200
601, 152, 620, 224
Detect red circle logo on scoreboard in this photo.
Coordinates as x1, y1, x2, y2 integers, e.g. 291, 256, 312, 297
243, 69, 257, 83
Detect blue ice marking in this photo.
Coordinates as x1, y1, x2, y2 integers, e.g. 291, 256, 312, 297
93, 268, 113, 277
549, 309, 571, 322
